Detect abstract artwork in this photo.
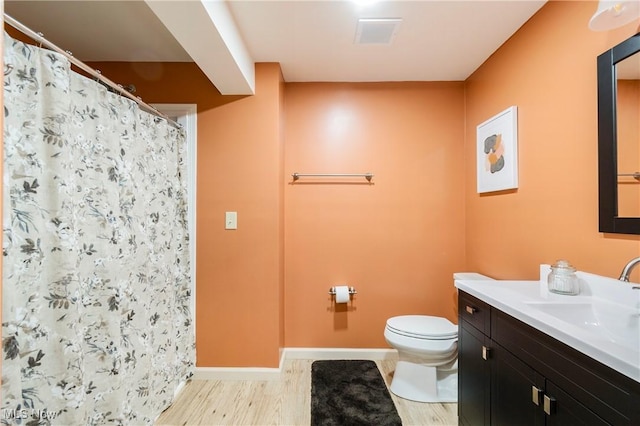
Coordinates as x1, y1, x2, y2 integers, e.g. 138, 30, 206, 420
477, 106, 518, 193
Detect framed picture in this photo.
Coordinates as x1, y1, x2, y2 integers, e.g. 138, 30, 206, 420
476, 106, 518, 193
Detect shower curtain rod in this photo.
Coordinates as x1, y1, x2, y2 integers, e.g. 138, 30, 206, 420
3, 13, 181, 129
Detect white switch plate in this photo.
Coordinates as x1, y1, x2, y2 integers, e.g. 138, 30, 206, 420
225, 211, 237, 230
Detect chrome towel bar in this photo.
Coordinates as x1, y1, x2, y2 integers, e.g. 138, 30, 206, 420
292, 173, 373, 182
618, 172, 640, 180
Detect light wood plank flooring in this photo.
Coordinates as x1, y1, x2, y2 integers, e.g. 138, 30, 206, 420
156, 358, 458, 425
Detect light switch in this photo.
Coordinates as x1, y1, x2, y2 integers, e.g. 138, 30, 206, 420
225, 211, 237, 230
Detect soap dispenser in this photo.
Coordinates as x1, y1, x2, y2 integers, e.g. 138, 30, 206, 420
547, 260, 580, 295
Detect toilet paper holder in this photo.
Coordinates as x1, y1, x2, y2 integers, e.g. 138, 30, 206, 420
328, 286, 357, 295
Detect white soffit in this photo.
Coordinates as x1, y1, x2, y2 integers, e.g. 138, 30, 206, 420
144, 0, 255, 95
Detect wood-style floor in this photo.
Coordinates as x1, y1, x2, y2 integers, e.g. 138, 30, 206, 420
156, 358, 458, 425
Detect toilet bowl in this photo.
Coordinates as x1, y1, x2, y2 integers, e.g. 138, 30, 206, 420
384, 272, 493, 403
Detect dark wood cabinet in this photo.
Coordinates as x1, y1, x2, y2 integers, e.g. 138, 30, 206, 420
458, 322, 490, 426
491, 344, 543, 426
458, 291, 640, 426
544, 381, 609, 426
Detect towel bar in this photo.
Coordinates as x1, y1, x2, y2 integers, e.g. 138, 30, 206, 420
618, 172, 640, 180
292, 173, 373, 182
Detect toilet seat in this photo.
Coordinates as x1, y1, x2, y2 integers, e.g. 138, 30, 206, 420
386, 315, 457, 340
384, 315, 458, 356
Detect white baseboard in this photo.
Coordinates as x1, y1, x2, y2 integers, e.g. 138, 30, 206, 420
194, 366, 282, 381
284, 347, 397, 361
193, 348, 396, 381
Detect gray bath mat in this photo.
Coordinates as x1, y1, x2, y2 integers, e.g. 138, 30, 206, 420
311, 359, 402, 426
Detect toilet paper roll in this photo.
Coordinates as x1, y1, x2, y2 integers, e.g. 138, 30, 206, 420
334, 285, 350, 304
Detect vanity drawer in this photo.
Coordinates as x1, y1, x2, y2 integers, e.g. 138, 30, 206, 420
458, 291, 491, 337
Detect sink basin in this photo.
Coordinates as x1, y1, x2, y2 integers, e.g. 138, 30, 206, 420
524, 300, 639, 350
525, 301, 596, 324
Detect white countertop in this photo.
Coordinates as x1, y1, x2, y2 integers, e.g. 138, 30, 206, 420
454, 265, 640, 383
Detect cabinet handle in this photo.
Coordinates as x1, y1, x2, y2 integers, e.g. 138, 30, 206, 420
482, 345, 491, 360
531, 386, 543, 406
543, 395, 556, 415
465, 305, 477, 314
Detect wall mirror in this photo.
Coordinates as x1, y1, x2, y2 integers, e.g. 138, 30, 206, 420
597, 33, 640, 234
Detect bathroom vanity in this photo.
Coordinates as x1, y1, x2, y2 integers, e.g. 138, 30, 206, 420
456, 268, 640, 425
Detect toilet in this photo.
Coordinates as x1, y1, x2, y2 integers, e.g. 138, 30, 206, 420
384, 272, 493, 403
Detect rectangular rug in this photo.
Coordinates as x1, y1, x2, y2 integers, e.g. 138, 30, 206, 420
311, 360, 402, 426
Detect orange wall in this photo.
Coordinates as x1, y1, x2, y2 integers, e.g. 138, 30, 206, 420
194, 63, 284, 367
464, 0, 640, 281
284, 82, 466, 347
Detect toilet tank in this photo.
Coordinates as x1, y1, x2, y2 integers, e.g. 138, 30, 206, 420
453, 272, 494, 281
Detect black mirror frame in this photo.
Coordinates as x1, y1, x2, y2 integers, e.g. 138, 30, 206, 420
597, 33, 640, 235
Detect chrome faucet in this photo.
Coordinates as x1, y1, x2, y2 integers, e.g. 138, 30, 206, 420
619, 257, 640, 282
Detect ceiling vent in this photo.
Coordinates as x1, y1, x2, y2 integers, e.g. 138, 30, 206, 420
355, 18, 402, 45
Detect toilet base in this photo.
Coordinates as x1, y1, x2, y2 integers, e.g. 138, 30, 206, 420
389, 360, 457, 403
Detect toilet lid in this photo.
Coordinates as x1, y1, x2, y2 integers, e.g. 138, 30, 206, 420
386, 315, 457, 339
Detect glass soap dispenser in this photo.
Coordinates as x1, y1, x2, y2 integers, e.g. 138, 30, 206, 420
547, 260, 580, 295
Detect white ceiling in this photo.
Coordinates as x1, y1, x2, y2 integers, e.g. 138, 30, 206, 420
4, 0, 548, 94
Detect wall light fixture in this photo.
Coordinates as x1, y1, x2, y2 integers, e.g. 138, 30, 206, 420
589, 0, 640, 31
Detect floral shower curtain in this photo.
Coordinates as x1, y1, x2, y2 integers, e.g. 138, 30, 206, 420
1, 33, 194, 425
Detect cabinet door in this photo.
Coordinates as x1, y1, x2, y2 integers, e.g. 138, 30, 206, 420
459, 322, 491, 426
491, 343, 545, 426
544, 381, 609, 426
